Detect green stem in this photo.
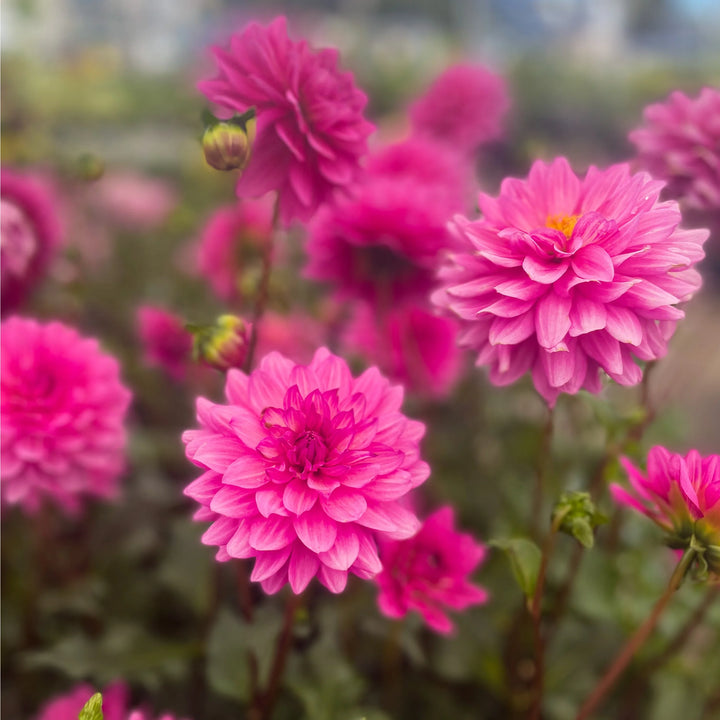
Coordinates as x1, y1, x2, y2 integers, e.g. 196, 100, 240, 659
531, 406, 555, 538
575, 549, 696, 720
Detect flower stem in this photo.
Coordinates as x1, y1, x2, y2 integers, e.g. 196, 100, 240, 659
531, 406, 555, 538
575, 549, 696, 720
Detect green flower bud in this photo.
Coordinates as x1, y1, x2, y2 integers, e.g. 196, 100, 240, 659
190, 315, 252, 371
202, 108, 256, 172
552, 491, 607, 548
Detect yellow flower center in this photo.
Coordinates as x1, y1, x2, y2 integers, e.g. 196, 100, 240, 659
546, 214, 579, 239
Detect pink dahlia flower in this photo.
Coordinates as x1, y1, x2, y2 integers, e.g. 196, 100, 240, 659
196, 198, 274, 303
375, 506, 488, 634
1, 317, 131, 516
433, 157, 708, 405
343, 302, 464, 398
255, 310, 326, 365
410, 63, 510, 153
1, 168, 62, 313
199, 16, 374, 226
183, 348, 430, 594
136, 305, 192, 381
629, 87, 720, 212
34, 681, 187, 720
611, 447, 720, 575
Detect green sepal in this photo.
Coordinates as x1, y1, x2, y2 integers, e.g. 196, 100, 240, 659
78, 692, 104, 720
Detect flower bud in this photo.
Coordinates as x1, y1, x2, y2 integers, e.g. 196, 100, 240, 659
202, 109, 256, 172
190, 315, 252, 371
552, 491, 607, 548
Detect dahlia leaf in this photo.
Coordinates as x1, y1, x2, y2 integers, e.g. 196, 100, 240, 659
489, 537, 541, 599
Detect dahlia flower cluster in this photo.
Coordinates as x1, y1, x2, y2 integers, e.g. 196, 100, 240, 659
433, 157, 708, 405
1, 317, 131, 516
183, 348, 429, 594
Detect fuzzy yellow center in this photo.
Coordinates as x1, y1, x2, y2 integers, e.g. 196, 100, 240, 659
546, 214, 579, 239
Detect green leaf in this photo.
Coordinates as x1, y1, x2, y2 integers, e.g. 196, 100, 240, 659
78, 692, 103, 720
489, 538, 542, 599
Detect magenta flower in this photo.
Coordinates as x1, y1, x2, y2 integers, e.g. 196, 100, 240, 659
255, 310, 327, 365
34, 681, 188, 720
410, 63, 510, 153
183, 348, 429, 594
1, 168, 62, 313
343, 302, 464, 398
375, 506, 489, 634
630, 87, 720, 212
137, 305, 192, 381
1, 317, 131, 516
433, 157, 708, 405
611, 447, 720, 575
306, 138, 468, 308
196, 198, 274, 303
199, 16, 374, 226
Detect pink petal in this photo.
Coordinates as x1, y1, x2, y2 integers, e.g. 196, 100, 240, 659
321, 487, 368, 522
318, 526, 360, 571
571, 244, 615, 281
535, 292, 572, 349
288, 544, 320, 593
294, 505, 338, 553
209, 485, 258, 517
248, 515, 295, 551
605, 306, 643, 346
223, 455, 268, 489
318, 565, 348, 593
283, 479, 318, 515
250, 546, 293, 582
358, 503, 420, 539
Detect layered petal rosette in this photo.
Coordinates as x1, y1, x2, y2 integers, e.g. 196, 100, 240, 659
183, 348, 429, 594
630, 87, 720, 212
433, 157, 708, 405
1, 317, 131, 515
199, 16, 374, 226
611, 447, 720, 576
375, 506, 488, 633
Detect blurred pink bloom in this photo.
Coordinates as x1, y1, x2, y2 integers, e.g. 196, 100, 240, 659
1, 168, 62, 313
199, 16, 374, 226
433, 157, 708, 406
376, 506, 488, 634
306, 138, 468, 308
344, 303, 464, 398
1, 317, 131, 516
35, 681, 187, 720
630, 87, 720, 212
137, 305, 192, 381
183, 348, 429, 594
255, 310, 326, 365
410, 63, 510, 153
196, 198, 274, 302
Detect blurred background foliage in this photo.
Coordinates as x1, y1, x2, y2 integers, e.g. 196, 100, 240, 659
2, 1, 720, 719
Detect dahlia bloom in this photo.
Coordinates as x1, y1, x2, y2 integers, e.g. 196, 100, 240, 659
136, 305, 192, 381
432, 157, 708, 405
255, 310, 326, 365
196, 198, 274, 303
1, 168, 62, 313
306, 138, 468, 308
343, 302, 464, 398
1, 317, 131, 516
34, 681, 187, 720
183, 348, 429, 594
611, 447, 720, 576
629, 87, 720, 212
375, 506, 489, 634
199, 16, 374, 226
410, 63, 510, 153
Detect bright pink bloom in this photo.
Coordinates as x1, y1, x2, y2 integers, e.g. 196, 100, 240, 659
255, 310, 326, 365
199, 16, 374, 226
1, 317, 131, 516
375, 506, 488, 634
630, 87, 720, 212
306, 138, 468, 308
183, 348, 429, 595
433, 157, 708, 405
343, 303, 464, 398
611, 447, 720, 575
1, 168, 62, 313
136, 305, 192, 381
410, 63, 510, 153
34, 681, 187, 720
196, 198, 274, 302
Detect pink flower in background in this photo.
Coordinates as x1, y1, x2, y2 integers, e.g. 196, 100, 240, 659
630, 87, 720, 212
255, 310, 326, 365
433, 157, 708, 406
376, 506, 488, 634
611, 447, 720, 573
344, 303, 464, 398
199, 16, 374, 226
196, 198, 275, 303
1, 317, 131, 516
183, 348, 429, 594
410, 63, 510, 153
1, 168, 62, 313
136, 305, 192, 381
34, 681, 188, 720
